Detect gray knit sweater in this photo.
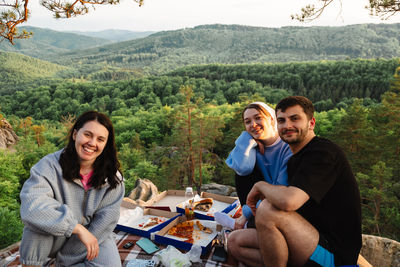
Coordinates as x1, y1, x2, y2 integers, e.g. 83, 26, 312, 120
20, 149, 124, 264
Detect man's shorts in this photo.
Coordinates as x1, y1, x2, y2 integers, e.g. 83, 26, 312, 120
304, 234, 335, 267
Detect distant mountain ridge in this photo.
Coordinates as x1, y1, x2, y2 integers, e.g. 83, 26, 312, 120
49, 23, 400, 74
68, 29, 155, 42
1, 23, 400, 76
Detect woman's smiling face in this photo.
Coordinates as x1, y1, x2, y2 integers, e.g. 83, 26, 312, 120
73, 120, 109, 166
243, 108, 275, 141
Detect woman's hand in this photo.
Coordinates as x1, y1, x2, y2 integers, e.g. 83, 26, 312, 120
234, 215, 248, 230
72, 224, 99, 261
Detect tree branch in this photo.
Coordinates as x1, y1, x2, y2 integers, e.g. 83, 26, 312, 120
0, 0, 143, 44
0, 0, 32, 44
292, 0, 336, 22
368, 0, 400, 19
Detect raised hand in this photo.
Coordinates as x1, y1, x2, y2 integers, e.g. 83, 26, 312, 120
234, 215, 248, 230
246, 182, 265, 215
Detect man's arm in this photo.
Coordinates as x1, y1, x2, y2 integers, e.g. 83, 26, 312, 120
246, 181, 309, 214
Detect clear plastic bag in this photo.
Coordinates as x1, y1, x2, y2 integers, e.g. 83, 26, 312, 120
118, 206, 143, 225
154, 245, 191, 267
187, 244, 202, 263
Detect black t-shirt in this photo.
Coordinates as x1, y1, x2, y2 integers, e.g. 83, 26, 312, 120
287, 137, 362, 265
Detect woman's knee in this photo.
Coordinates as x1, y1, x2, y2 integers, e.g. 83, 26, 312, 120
19, 227, 54, 266
91, 236, 121, 266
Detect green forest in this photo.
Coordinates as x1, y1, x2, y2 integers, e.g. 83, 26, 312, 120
1, 24, 400, 250
1, 59, 400, 249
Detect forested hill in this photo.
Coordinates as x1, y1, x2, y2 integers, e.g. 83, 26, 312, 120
0, 26, 113, 59
49, 23, 400, 74
0, 52, 68, 94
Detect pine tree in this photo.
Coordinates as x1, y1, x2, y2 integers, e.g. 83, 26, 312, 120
356, 161, 398, 238
330, 99, 375, 173
169, 85, 224, 193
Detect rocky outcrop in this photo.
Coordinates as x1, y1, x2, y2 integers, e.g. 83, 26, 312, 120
361, 234, 400, 267
0, 118, 18, 149
201, 183, 237, 197
125, 178, 159, 205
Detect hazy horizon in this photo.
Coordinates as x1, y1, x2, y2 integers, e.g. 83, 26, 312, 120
23, 0, 400, 33
24, 21, 400, 35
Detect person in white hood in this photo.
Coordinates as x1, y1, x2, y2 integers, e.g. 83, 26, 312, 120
225, 102, 292, 264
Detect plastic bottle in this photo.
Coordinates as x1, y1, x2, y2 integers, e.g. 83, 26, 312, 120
185, 187, 194, 220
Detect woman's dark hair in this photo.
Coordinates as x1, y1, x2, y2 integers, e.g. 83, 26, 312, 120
59, 111, 121, 189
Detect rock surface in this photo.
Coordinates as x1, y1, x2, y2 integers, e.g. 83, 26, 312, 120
0, 118, 18, 149
126, 178, 159, 205
361, 234, 400, 267
201, 183, 237, 197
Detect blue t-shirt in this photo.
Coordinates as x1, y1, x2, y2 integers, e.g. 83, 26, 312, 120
226, 131, 292, 218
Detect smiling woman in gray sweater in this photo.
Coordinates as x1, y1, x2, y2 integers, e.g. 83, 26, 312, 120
19, 111, 124, 267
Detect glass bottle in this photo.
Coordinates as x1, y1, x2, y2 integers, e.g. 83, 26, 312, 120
185, 187, 194, 220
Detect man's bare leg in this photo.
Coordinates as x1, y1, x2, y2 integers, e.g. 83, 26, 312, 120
255, 199, 319, 267
227, 228, 264, 267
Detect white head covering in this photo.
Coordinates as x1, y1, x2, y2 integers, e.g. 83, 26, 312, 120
250, 102, 278, 132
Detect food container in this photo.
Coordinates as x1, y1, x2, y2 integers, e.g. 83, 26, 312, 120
176, 192, 239, 220
153, 216, 221, 255
116, 200, 181, 238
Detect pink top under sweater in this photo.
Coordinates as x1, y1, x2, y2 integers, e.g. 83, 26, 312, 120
79, 170, 94, 191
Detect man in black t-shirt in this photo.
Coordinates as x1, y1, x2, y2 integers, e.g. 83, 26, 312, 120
246, 96, 361, 267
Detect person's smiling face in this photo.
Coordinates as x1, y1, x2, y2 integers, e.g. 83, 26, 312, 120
276, 105, 314, 145
243, 108, 275, 141
73, 120, 109, 166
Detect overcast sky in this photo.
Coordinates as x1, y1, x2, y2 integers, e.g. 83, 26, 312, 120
24, 0, 400, 32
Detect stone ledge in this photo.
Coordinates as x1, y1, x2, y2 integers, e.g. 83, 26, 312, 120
361, 234, 400, 267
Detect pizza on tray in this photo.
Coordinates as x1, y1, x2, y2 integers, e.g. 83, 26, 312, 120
138, 216, 167, 228
167, 220, 214, 244
196, 220, 213, 234
168, 221, 195, 243
193, 198, 213, 212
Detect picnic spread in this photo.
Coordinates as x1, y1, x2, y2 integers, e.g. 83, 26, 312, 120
1, 189, 240, 267
0, 229, 236, 267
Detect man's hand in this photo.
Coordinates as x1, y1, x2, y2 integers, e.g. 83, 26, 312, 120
234, 215, 248, 230
246, 181, 266, 215
72, 224, 99, 261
